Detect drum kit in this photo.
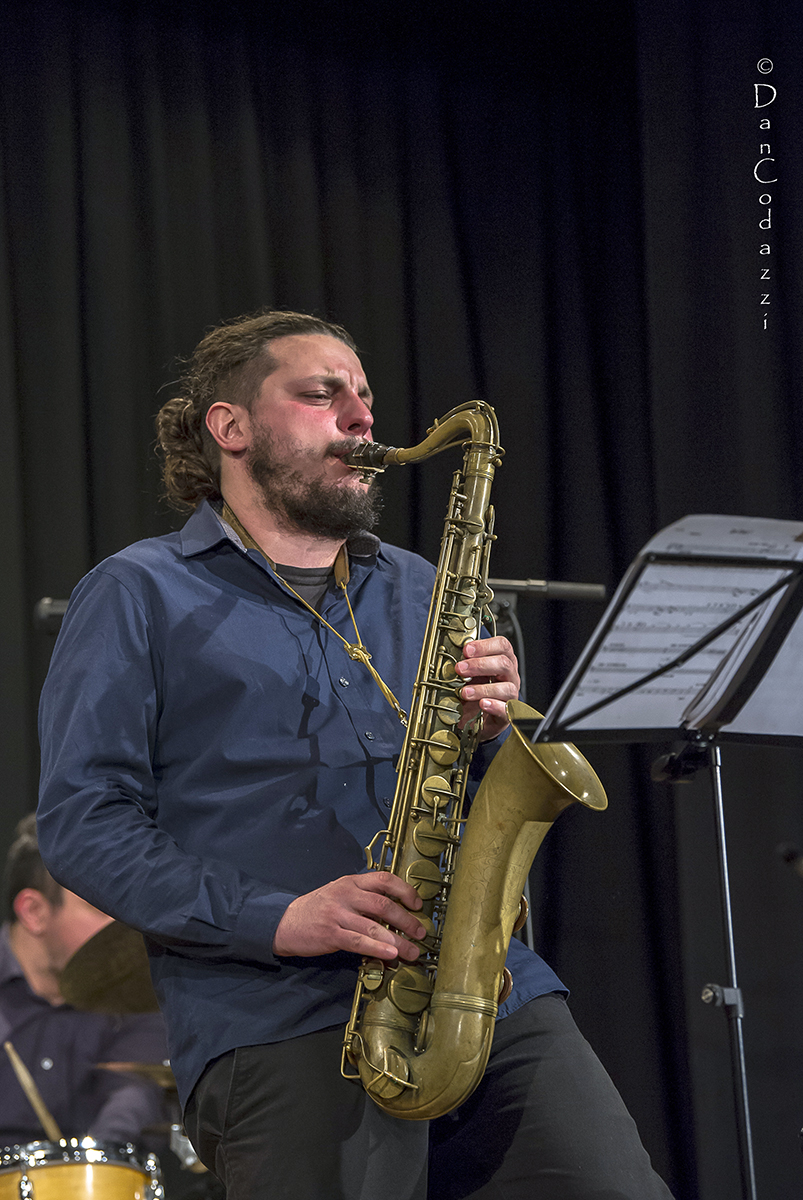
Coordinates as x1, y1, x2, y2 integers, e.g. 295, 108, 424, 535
0, 1139, 163, 1199
1, 923, 217, 1200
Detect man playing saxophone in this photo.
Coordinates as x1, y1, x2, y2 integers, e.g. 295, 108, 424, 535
37, 310, 674, 1199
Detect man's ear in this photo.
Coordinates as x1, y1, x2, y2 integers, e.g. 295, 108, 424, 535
13, 889, 51, 936
205, 402, 251, 453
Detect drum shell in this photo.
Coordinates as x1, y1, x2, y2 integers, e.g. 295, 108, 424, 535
0, 1138, 162, 1199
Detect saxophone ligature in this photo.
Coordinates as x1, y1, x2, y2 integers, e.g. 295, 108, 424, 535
341, 401, 607, 1120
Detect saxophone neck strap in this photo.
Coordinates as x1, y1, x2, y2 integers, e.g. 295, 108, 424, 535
221, 500, 408, 727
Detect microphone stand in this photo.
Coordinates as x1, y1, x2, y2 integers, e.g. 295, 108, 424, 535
489, 577, 607, 602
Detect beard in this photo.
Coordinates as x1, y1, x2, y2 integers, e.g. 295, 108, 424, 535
245, 426, 383, 540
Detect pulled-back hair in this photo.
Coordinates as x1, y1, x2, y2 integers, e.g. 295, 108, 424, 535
155, 310, 358, 511
4, 813, 63, 921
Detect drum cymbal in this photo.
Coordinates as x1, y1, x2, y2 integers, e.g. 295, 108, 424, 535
96, 1061, 177, 1090
60, 921, 159, 1014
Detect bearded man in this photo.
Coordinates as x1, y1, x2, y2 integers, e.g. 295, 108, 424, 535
37, 310, 674, 1200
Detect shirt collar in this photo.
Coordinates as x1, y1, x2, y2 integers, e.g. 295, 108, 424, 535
179, 500, 380, 564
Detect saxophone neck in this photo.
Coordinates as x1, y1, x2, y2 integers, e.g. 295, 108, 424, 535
344, 401, 503, 479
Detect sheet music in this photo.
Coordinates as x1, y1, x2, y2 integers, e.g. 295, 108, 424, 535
538, 514, 803, 738
643, 513, 803, 563
555, 561, 789, 732
679, 586, 787, 728
722, 614, 803, 738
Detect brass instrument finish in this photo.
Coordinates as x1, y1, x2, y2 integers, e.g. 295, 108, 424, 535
341, 402, 607, 1120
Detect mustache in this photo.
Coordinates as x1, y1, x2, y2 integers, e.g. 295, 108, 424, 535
327, 436, 373, 459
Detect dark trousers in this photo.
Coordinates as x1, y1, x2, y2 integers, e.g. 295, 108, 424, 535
183, 994, 674, 1200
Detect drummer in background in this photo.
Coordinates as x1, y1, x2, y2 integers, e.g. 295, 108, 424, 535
0, 814, 168, 1147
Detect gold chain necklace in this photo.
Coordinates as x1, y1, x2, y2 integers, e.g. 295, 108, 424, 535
221, 502, 408, 727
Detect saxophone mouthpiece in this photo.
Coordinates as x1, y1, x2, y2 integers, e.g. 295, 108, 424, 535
344, 440, 396, 479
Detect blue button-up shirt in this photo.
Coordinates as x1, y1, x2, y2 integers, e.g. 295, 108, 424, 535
38, 502, 563, 1106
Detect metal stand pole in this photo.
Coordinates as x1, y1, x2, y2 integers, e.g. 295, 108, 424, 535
702, 743, 758, 1200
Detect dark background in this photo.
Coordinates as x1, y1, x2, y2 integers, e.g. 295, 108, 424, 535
2, 1, 802, 1197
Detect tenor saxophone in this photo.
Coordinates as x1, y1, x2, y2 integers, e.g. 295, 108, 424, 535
341, 401, 607, 1120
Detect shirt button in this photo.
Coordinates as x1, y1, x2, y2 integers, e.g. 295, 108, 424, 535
365, 731, 375, 740
382, 798, 392, 809
339, 677, 350, 687
41, 1058, 54, 1071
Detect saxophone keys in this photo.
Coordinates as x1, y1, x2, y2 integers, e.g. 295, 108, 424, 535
366, 1047, 412, 1101
405, 858, 442, 900
438, 657, 458, 681
421, 774, 456, 808
360, 959, 386, 992
454, 584, 477, 606
434, 696, 461, 726
512, 893, 530, 933
414, 1007, 430, 1054
415, 914, 438, 949
498, 968, 513, 1005
427, 730, 461, 766
412, 817, 454, 858
388, 965, 434, 1015
446, 615, 477, 646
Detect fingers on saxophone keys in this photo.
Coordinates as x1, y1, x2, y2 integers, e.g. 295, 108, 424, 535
352, 873, 426, 959
358, 925, 421, 962
460, 679, 517, 703
350, 929, 416, 962
462, 636, 516, 671
359, 870, 423, 910
360, 888, 427, 941
457, 654, 515, 684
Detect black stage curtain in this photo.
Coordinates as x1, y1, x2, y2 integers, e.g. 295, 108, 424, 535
2, 3, 802, 1197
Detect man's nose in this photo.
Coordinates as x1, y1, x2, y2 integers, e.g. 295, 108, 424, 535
338, 393, 373, 438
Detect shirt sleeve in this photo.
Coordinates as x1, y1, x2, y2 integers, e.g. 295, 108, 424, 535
37, 567, 297, 968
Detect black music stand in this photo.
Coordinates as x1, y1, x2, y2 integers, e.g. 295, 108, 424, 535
518, 513, 803, 1200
